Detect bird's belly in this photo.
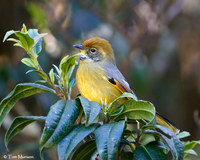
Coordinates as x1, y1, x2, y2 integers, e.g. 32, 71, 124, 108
76, 65, 122, 105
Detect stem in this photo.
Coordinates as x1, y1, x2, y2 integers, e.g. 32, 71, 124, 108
63, 77, 68, 99
28, 50, 64, 99
135, 120, 140, 148
77, 109, 83, 124
67, 89, 71, 100
116, 144, 122, 160
27, 50, 34, 59
37, 62, 64, 99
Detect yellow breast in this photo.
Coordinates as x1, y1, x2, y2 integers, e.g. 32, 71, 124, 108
76, 62, 122, 105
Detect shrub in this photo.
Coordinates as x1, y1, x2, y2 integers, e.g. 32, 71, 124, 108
1, 24, 199, 160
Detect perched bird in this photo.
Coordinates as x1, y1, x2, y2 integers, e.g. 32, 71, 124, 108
74, 37, 179, 133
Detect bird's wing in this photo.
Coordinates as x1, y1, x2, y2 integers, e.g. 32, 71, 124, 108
103, 62, 179, 133
103, 62, 137, 100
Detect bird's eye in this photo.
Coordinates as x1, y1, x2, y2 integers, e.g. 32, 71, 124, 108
90, 48, 96, 54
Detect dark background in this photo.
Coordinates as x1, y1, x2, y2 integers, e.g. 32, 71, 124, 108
0, 0, 200, 159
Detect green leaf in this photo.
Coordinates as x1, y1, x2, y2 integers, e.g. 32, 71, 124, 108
139, 133, 155, 146
112, 100, 155, 122
3, 30, 15, 42
14, 31, 34, 51
155, 125, 184, 160
69, 78, 76, 94
28, 29, 47, 54
40, 100, 80, 149
0, 83, 55, 126
59, 54, 79, 85
49, 69, 55, 84
21, 58, 35, 68
184, 149, 198, 157
70, 140, 96, 160
79, 97, 101, 126
67, 65, 75, 81
110, 106, 124, 117
109, 92, 138, 110
59, 55, 69, 71
143, 129, 184, 160
21, 24, 28, 33
53, 64, 61, 75
26, 70, 47, 81
58, 124, 99, 160
177, 131, 190, 139
184, 140, 200, 151
172, 136, 184, 160
94, 121, 125, 160
120, 151, 133, 160
5, 116, 46, 149
13, 42, 23, 48
7, 38, 20, 43
133, 145, 169, 160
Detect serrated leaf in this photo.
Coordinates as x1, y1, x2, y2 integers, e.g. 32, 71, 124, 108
112, 100, 155, 122
0, 83, 55, 126
14, 31, 34, 51
5, 116, 46, 149
79, 97, 101, 126
94, 121, 125, 160
133, 145, 169, 160
58, 124, 99, 160
21, 58, 35, 68
40, 100, 80, 149
49, 69, 55, 84
3, 30, 15, 42
70, 140, 96, 160
26, 70, 47, 81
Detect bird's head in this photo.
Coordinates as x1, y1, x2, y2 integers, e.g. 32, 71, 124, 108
73, 37, 115, 63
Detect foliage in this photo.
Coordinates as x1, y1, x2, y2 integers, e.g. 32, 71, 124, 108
1, 24, 200, 160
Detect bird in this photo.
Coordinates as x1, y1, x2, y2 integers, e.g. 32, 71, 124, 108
74, 37, 179, 133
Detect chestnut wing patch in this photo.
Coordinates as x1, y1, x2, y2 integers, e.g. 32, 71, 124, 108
107, 77, 132, 94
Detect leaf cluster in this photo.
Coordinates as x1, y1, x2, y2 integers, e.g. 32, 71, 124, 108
1, 25, 199, 160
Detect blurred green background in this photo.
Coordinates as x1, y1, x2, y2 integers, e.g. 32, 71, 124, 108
0, 0, 200, 159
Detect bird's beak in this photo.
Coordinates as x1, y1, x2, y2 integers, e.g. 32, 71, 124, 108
73, 44, 87, 60
73, 44, 85, 50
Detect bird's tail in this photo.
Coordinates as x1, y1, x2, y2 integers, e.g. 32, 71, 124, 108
155, 112, 180, 134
